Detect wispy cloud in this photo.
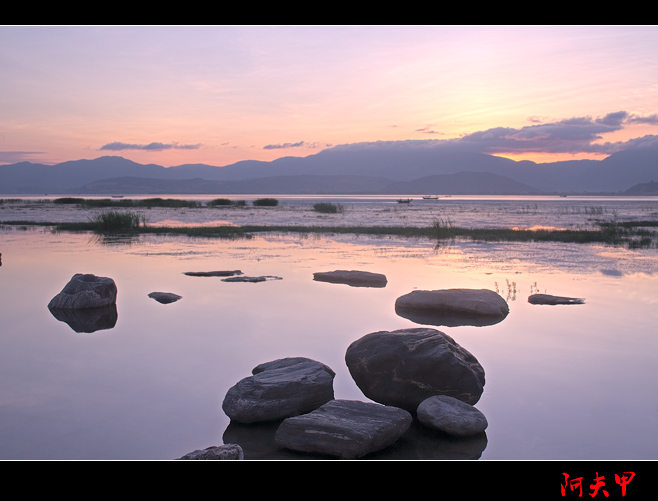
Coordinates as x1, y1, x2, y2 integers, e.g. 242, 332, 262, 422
263, 141, 330, 150
100, 141, 201, 151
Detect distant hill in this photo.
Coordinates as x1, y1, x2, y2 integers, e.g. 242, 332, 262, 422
624, 180, 658, 195
1, 141, 657, 195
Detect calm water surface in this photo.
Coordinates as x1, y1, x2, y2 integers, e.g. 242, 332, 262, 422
1, 195, 657, 460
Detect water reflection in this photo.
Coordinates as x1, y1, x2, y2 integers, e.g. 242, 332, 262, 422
394, 305, 508, 327
222, 418, 487, 460
48, 304, 118, 333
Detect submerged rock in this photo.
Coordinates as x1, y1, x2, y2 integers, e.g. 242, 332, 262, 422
345, 327, 486, 410
183, 270, 242, 277
416, 395, 488, 437
395, 289, 509, 322
275, 399, 412, 459
313, 270, 387, 288
148, 292, 182, 304
178, 444, 244, 460
222, 357, 335, 423
528, 293, 585, 305
221, 275, 282, 282
48, 273, 117, 310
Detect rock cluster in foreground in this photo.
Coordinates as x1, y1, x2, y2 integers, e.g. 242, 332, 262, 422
188, 327, 489, 460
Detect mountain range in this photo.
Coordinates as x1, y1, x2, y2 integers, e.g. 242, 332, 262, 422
1, 141, 657, 195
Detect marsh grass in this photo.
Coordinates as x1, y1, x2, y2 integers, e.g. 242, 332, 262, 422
252, 198, 279, 207
4, 214, 657, 248
87, 211, 145, 232
313, 202, 344, 214
53, 197, 201, 208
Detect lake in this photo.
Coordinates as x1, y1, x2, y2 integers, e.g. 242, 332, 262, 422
1, 195, 658, 460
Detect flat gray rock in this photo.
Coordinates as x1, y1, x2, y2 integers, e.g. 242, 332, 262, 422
48, 273, 117, 310
395, 289, 509, 320
345, 327, 485, 410
528, 293, 585, 305
275, 399, 412, 459
313, 270, 387, 288
178, 444, 244, 460
417, 395, 488, 437
183, 270, 242, 277
222, 357, 335, 423
148, 292, 182, 304
221, 275, 282, 282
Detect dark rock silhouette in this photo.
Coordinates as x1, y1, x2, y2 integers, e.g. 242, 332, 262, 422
395, 289, 509, 324
313, 270, 387, 288
275, 399, 412, 459
345, 327, 486, 410
148, 292, 182, 304
48, 273, 117, 309
416, 395, 488, 437
528, 293, 585, 305
222, 357, 335, 423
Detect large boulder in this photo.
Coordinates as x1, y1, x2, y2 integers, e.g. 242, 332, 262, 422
313, 270, 387, 288
395, 289, 509, 326
48, 273, 117, 310
275, 399, 412, 459
222, 357, 335, 423
416, 395, 488, 437
345, 328, 485, 410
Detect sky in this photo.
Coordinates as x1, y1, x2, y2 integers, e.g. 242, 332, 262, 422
1, 25, 657, 168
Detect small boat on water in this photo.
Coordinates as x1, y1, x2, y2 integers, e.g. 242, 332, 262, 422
422, 195, 439, 200
397, 198, 413, 204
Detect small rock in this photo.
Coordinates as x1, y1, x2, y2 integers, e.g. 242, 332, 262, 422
178, 444, 244, 460
148, 292, 182, 304
417, 395, 488, 437
313, 270, 387, 288
221, 275, 282, 282
222, 357, 335, 423
528, 293, 585, 305
275, 399, 412, 459
48, 273, 117, 309
183, 270, 242, 277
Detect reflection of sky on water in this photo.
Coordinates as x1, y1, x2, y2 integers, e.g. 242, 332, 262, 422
1, 220, 658, 459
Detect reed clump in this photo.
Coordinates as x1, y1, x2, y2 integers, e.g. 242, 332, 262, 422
313, 202, 344, 214
88, 211, 145, 232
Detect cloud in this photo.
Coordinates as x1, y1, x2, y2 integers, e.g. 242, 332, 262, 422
100, 141, 201, 151
263, 140, 330, 150
329, 111, 658, 158
445, 111, 658, 155
0, 151, 45, 164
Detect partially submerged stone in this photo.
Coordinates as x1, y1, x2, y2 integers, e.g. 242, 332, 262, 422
222, 357, 335, 423
48, 273, 117, 310
275, 399, 412, 459
221, 275, 282, 283
313, 270, 387, 288
395, 289, 509, 322
528, 293, 585, 305
148, 292, 182, 304
178, 444, 244, 460
345, 327, 485, 410
417, 395, 488, 437
183, 270, 242, 277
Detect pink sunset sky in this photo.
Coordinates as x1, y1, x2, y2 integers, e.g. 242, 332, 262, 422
1, 25, 657, 168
